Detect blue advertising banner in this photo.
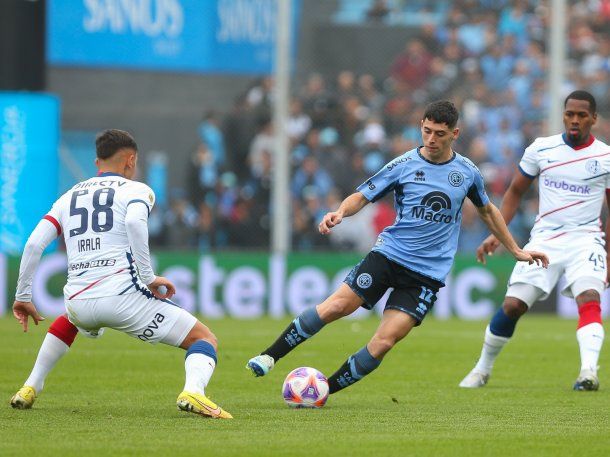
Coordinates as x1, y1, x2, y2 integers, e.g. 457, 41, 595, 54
48, 0, 300, 75
0, 93, 60, 255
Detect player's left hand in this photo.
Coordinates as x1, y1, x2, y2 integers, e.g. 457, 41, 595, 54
514, 250, 549, 268
147, 276, 176, 300
13, 301, 45, 332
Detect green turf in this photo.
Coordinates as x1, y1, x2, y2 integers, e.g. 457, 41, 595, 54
1, 315, 609, 457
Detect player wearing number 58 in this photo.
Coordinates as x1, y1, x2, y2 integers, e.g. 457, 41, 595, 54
10, 129, 231, 419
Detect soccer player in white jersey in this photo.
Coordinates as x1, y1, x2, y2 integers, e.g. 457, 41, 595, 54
10, 129, 232, 418
460, 90, 609, 391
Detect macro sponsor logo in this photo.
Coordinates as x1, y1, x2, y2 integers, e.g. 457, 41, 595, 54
543, 177, 590, 194
410, 191, 454, 224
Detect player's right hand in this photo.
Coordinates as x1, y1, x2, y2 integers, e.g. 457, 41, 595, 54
13, 301, 45, 333
319, 211, 343, 235
476, 235, 501, 264
147, 276, 176, 300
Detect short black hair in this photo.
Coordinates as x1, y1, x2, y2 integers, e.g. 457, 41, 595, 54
95, 129, 138, 160
422, 100, 459, 129
564, 90, 596, 114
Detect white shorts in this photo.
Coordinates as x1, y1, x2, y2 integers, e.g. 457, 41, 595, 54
508, 231, 607, 301
64, 292, 198, 347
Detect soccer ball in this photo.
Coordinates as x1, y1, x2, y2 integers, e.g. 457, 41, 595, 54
282, 367, 329, 408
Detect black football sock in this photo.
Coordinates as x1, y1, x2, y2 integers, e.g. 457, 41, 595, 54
262, 307, 325, 361
328, 346, 381, 394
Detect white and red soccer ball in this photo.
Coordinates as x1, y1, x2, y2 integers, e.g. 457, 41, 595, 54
282, 367, 329, 408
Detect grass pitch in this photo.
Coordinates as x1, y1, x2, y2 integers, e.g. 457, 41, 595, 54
1, 315, 609, 457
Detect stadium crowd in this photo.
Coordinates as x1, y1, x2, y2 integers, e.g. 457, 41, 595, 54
150, 0, 610, 253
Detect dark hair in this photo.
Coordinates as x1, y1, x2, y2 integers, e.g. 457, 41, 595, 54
564, 90, 596, 113
422, 100, 459, 129
95, 129, 138, 160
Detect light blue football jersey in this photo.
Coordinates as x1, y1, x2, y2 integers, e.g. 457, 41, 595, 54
357, 147, 490, 285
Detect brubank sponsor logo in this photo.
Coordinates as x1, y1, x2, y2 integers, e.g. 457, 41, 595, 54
543, 177, 590, 194
411, 191, 454, 223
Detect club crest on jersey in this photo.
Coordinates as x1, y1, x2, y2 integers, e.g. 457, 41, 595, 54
586, 159, 601, 175
411, 191, 454, 224
356, 273, 373, 289
448, 171, 464, 187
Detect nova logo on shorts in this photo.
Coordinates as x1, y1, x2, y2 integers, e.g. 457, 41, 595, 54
357, 273, 373, 289
137, 313, 165, 341
410, 191, 454, 224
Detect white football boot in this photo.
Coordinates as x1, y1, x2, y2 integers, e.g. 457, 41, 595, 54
459, 369, 490, 388
573, 368, 599, 391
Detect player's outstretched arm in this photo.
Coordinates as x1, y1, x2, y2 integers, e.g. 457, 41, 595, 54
476, 202, 549, 268
475, 172, 534, 261
13, 219, 59, 331
319, 192, 369, 235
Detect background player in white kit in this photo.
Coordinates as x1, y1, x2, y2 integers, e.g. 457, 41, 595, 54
460, 90, 609, 391
10, 129, 232, 418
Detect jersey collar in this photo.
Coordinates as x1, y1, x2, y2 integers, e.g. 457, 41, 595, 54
562, 133, 595, 150
417, 146, 456, 165
97, 171, 124, 177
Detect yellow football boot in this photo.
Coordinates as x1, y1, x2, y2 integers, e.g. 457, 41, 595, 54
176, 391, 233, 419
10, 386, 37, 409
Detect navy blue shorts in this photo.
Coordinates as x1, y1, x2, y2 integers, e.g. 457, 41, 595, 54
344, 251, 442, 325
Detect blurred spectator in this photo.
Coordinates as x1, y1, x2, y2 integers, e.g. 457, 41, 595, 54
366, 0, 391, 22
163, 189, 199, 248
198, 111, 226, 169
390, 39, 433, 90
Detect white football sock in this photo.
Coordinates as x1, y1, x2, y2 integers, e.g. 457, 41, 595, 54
24, 333, 69, 393
183, 353, 216, 395
474, 326, 510, 374
576, 322, 604, 372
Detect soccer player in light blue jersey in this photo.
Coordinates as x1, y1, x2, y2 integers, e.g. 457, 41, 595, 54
247, 101, 549, 395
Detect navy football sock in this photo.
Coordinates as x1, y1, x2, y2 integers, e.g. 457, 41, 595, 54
328, 346, 381, 394
263, 307, 325, 361
489, 307, 519, 338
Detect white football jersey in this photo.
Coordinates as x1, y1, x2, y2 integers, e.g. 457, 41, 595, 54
45, 173, 155, 299
519, 134, 610, 238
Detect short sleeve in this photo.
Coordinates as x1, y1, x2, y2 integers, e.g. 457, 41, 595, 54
518, 140, 541, 179
466, 167, 490, 207
357, 156, 410, 202
126, 184, 155, 216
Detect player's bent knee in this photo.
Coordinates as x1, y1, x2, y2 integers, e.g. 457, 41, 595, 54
502, 299, 528, 319
180, 321, 217, 350
576, 289, 601, 305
